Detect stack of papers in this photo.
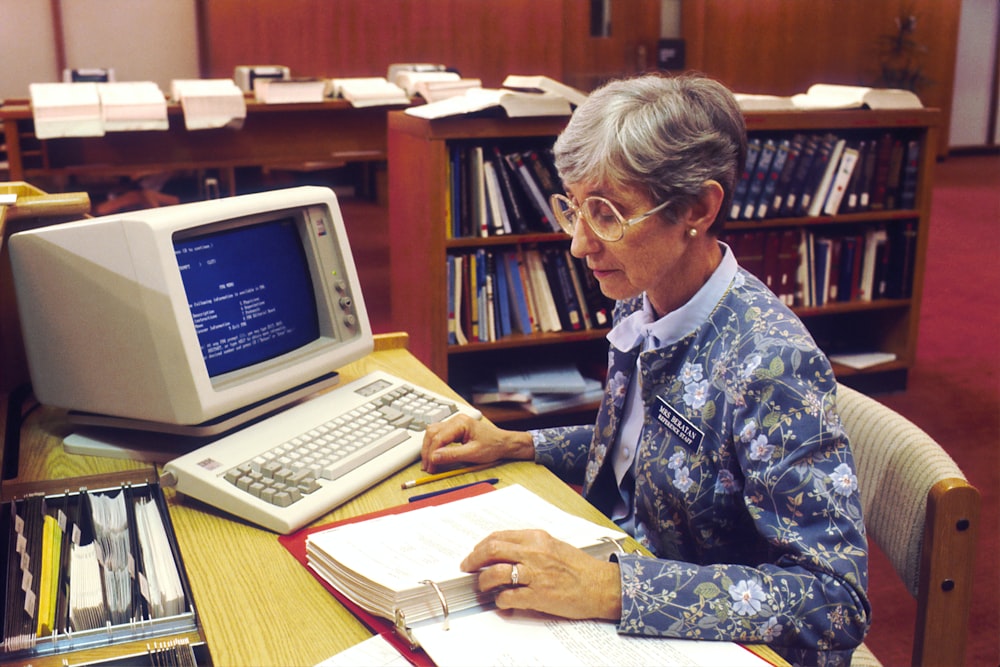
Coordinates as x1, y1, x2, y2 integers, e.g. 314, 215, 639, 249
329, 77, 409, 107
29, 82, 104, 139
171, 78, 247, 130
254, 78, 326, 104
473, 364, 603, 415
97, 81, 168, 132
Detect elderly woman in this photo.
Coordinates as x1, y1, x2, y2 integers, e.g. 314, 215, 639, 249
421, 73, 870, 666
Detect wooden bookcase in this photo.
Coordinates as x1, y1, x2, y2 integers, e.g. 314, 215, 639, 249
388, 107, 940, 426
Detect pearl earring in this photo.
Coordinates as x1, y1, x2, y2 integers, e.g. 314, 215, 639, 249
688, 228, 698, 238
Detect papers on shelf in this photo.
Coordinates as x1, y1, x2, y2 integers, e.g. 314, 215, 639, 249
407, 87, 573, 119
736, 83, 924, 112
329, 77, 410, 107
495, 362, 588, 394
501, 74, 588, 107
171, 78, 246, 130
406, 74, 584, 119
829, 351, 898, 369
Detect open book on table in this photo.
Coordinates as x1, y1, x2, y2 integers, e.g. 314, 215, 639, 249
736, 83, 923, 112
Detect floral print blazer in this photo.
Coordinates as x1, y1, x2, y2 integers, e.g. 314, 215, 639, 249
532, 269, 871, 667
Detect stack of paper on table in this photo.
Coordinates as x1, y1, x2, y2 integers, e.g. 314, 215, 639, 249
97, 81, 168, 131
253, 77, 326, 104
413, 77, 483, 103
29, 82, 104, 138
395, 70, 462, 97
304, 484, 627, 626
330, 77, 410, 107
171, 79, 247, 130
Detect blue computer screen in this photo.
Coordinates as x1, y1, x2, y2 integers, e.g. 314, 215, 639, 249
174, 217, 320, 378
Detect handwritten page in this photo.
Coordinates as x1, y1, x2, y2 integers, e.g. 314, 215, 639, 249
412, 609, 774, 667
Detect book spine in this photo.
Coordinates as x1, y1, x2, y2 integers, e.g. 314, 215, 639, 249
730, 137, 761, 220
505, 151, 558, 232
822, 143, 860, 216
807, 136, 845, 217
743, 137, 777, 220
756, 137, 791, 219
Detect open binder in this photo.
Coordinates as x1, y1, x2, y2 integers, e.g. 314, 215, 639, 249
282, 484, 781, 667
280, 483, 628, 660
280, 482, 496, 665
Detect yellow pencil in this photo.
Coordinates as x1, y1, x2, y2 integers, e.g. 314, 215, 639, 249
400, 464, 493, 489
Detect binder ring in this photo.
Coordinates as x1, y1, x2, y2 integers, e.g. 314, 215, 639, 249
420, 579, 450, 630
599, 536, 626, 556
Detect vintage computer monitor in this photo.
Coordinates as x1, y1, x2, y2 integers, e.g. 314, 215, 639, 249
9, 186, 373, 458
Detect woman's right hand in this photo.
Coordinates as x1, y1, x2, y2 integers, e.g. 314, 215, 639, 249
420, 414, 535, 474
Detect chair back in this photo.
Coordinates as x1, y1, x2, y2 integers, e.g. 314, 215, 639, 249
836, 383, 980, 667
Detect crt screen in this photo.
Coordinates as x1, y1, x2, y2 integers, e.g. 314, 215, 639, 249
174, 217, 320, 378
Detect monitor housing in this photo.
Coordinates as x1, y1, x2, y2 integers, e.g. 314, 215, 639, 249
10, 186, 373, 457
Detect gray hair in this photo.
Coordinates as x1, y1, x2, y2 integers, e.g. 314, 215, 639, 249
552, 73, 747, 234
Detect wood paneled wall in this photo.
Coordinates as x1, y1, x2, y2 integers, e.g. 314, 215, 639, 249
198, 0, 660, 92
682, 0, 962, 153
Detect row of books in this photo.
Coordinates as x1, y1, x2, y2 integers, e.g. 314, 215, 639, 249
729, 130, 921, 222
448, 142, 563, 239
730, 221, 917, 308
447, 246, 611, 345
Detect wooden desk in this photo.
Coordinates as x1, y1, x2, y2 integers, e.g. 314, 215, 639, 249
1, 98, 400, 197
0, 333, 630, 666
1, 333, 786, 667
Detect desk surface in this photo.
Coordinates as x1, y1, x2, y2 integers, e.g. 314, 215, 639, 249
1, 333, 785, 667
0, 333, 631, 666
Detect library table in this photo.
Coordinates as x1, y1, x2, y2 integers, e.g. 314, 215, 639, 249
0, 332, 786, 667
0, 98, 401, 197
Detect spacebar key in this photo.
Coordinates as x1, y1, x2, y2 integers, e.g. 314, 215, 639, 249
320, 430, 411, 481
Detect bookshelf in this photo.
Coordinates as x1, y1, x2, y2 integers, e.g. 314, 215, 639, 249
733, 108, 940, 394
388, 107, 940, 426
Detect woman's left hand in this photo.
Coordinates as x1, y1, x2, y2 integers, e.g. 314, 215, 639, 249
460, 529, 622, 621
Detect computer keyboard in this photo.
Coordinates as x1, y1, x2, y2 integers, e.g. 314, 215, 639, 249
161, 370, 481, 534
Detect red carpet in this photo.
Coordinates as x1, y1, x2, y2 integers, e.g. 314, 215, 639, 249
869, 153, 1000, 667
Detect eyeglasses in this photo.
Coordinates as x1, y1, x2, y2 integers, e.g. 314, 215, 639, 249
549, 193, 671, 242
